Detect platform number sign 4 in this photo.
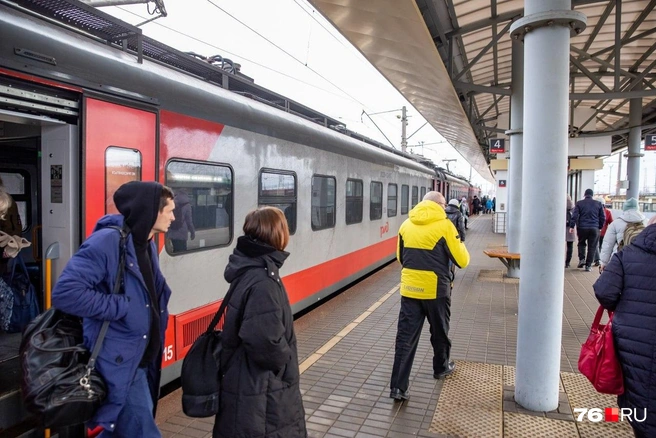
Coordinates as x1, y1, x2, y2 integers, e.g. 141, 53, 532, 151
646, 134, 656, 151
489, 138, 505, 154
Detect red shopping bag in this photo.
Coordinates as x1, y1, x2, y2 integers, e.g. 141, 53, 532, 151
578, 306, 624, 395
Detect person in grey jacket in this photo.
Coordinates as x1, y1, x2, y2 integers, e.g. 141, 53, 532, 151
599, 197, 645, 271
569, 189, 605, 271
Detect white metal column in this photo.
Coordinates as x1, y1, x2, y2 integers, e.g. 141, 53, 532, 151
626, 96, 643, 200
506, 39, 524, 259
510, 1, 586, 411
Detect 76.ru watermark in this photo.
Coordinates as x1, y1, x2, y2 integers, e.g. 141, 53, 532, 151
574, 408, 647, 423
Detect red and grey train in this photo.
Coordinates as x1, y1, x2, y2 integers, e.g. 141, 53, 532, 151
0, 0, 478, 429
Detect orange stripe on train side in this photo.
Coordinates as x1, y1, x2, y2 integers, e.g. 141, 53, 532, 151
282, 237, 397, 305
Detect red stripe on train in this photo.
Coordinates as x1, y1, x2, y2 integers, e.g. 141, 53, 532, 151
166, 236, 397, 363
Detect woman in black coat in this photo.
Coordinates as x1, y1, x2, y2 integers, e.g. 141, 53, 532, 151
213, 207, 306, 438
593, 224, 656, 438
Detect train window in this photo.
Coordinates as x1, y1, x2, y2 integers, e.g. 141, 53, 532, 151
311, 175, 336, 231
165, 160, 233, 254
0, 171, 29, 232
345, 179, 363, 225
420, 186, 426, 200
370, 181, 383, 220
401, 184, 409, 215
387, 183, 397, 217
411, 186, 418, 208
259, 169, 297, 234
105, 147, 142, 214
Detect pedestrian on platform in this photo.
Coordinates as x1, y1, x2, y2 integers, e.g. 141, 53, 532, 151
599, 197, 645, 272
0, 177, 23, 274
52, 181, 176, 437
566, 195, 575, 268
445, 199, 466, 242
593, 197, 613, 266
460, 196, 469, 229
473, 196, 481, 215
213, 206, 306, 438
593, 223, 656, 438
390, 191, 470, 401
569, 188, 605, 272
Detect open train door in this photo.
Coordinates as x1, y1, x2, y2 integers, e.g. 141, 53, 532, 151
83, 97, 156, 236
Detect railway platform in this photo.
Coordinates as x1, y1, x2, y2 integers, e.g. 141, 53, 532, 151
155, 214, 633, 438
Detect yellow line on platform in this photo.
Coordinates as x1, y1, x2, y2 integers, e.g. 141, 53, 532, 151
299, 284, 399, 374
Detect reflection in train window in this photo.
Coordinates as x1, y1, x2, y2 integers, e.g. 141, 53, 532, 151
259, 169, 297, 234
420, 186, 427, 200
0, 171, 28, 232
387, 183, 397, 217
411, 186, 418, 209
311, 175, 336, 231
401, 184, 409, 215
105, 147, 142, 214
165, 160, 233, 254
370, 181, 383, 221
345, 179, 363, 225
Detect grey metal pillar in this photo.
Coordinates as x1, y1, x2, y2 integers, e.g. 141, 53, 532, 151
626, 96, 643, 200
510, 1, 586, 411
506, 39, 524, 259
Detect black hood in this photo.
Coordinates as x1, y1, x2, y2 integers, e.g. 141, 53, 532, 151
114, 181, 163, 243
224, 236, 289, 283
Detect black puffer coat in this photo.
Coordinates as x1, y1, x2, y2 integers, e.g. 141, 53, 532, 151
594, 224, 656, 438
213, 236, 306, 438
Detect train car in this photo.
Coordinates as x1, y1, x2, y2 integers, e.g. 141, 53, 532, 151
0, 1, 479, 430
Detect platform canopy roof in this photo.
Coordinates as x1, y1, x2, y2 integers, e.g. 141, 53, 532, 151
308, 0, 656, 183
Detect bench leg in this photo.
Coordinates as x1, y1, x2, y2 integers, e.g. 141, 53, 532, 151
507, 259, 520, 278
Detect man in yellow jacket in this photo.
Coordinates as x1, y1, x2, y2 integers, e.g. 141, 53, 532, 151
390, 191, 470, 401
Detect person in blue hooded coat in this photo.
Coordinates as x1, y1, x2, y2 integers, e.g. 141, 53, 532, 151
594, 223, 656, 438
52, 181, 175, 437
213, 206, 306, 438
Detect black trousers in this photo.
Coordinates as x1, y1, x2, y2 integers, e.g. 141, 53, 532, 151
577, 227, 600, 267
390, 295, 451, 393
566, 241, 573, 266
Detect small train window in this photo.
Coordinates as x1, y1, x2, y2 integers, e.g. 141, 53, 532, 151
387, 183, 397, 217
420, 186, 427, 200
165, 160, 233, 254
311, 175, 336, 231
370, 181, 383, 221
401, 184, 409, 215
259, 169, 297, 234
411, 186, 418, 209
345, 179, 363, 225
105, 146, 142, 214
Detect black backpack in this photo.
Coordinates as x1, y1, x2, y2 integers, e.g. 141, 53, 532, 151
181, 278, 240, 417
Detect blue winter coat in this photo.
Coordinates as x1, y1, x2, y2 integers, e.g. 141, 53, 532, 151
52, 215, 172, 432
570, 195, 605, 229
594, 224, 656, 438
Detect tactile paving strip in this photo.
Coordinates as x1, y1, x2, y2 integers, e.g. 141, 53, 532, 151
430, 361, 503, 435
504, 412, 579, 437
477, 269, 519, 284
561, 372, 633, 437
504, 365, 564, 391
430, 405, 501, 437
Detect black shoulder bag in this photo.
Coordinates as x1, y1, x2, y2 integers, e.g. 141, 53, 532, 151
19, 226, 128, 428
181, 278, 241, 417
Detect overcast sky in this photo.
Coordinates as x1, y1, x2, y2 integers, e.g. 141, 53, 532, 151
100, 0, 494, 192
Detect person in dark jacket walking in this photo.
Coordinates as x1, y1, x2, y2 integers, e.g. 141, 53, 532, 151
445, 199, 466, 242
593, 224, 656, 438
213, 206, 306, 438
52, 181, 175, 437
569, 188, 605, 271
565, 195, 576, 268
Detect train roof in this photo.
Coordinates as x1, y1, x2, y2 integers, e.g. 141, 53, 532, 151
2, 0, 442, 176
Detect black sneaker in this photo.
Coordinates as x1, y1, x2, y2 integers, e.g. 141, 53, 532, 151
585, 266, 592, 272
577, 261, 586, 269
389, 388, 409, 401
434, 361, 456, 379
565, 264, 570, 268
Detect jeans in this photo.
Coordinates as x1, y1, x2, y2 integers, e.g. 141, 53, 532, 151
577, 228, 600, 268
390, 295, 451, 392
99, 368, 161, 438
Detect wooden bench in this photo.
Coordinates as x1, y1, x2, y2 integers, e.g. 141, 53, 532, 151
483, 246, 520, 278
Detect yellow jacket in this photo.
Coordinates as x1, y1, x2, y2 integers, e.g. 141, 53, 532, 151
397, 200, 470, 299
